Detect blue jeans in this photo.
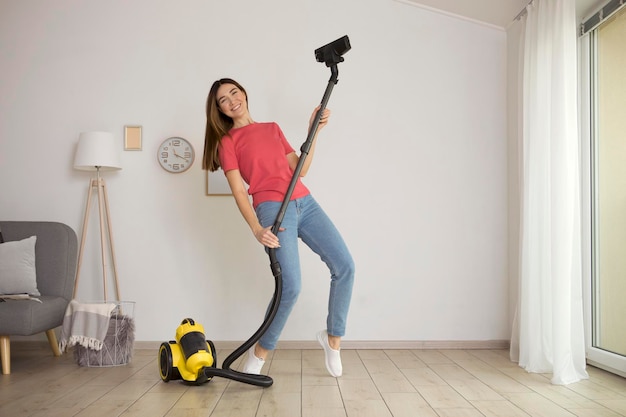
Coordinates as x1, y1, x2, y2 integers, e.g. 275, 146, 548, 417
255, 195, 355, 350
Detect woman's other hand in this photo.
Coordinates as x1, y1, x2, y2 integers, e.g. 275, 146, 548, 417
310, 106, 331, 131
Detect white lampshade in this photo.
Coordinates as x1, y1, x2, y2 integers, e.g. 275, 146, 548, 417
74, 131, 122, 171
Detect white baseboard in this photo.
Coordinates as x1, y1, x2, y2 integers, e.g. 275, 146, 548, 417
134, 339, 510, 351
13, 339, 510, 351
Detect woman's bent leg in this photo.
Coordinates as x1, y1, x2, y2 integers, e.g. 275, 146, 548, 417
298, 196, 355, 338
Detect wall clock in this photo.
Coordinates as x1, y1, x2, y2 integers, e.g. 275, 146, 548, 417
157, 137, 195, 173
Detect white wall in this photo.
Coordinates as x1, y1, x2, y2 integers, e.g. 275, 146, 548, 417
0, 0, 508, 343
506, 18, 523, 343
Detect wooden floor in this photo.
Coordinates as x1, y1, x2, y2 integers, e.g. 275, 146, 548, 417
2, 344, 626, 416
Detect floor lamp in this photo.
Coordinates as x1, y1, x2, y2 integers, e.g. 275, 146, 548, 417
73, 131, 122, 302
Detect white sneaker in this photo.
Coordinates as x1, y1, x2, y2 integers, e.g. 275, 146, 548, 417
317, 330, 342, 377
242, 345, 265, 374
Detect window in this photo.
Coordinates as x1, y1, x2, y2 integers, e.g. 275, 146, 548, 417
589, 4, 626, 358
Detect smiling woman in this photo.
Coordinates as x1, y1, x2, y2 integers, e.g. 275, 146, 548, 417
201, 75, 354, 378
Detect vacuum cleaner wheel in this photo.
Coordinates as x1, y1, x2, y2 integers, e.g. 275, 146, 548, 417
158, 341, 181, 382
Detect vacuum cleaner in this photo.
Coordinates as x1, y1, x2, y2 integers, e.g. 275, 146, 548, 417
158, 35, 351, 388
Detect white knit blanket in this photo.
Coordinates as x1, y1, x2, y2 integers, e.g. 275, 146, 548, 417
58, 300, 116, 352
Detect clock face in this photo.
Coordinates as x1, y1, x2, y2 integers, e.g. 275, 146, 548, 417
158, 137, 195, 173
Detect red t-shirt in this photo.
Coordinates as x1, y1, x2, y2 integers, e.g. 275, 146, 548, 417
218, 122, 310, 208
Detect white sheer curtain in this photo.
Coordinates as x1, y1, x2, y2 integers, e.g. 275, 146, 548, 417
510, 0, 589, 385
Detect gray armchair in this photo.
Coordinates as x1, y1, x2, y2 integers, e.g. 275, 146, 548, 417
0, 221, 77, 374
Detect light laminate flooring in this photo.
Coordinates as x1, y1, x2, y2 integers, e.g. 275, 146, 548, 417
2, 345, 626, 416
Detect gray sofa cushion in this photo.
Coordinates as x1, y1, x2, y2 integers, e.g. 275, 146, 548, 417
0, 296, 69, 334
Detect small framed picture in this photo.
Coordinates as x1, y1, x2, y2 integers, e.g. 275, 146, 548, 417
124, 126, 142, 151
206, 169, 232, 195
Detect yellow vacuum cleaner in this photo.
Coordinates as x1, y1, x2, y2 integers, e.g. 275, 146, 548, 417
158, 318, 217, 385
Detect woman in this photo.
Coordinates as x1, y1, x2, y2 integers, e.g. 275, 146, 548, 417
202, 78, 354, 377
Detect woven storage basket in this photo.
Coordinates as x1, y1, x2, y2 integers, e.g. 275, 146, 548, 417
74, 301, 135, 367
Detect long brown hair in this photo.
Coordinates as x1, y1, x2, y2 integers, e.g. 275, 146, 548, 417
202, 78, 248, 171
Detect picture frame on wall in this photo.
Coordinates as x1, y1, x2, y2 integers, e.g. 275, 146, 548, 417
124, 126, 142, 151
206, 169, 232, 195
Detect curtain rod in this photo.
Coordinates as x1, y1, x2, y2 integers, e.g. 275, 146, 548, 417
513, 0, 534, 22
581, 0, 625, 35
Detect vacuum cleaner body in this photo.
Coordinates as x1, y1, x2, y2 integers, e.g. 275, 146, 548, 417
159, 318, 216, 384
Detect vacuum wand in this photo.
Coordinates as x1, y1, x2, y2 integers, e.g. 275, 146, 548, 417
270, 72, 337, 235
271, 35, 351, 235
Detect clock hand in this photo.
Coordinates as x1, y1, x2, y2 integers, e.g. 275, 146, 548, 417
172, 151, 189, 162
